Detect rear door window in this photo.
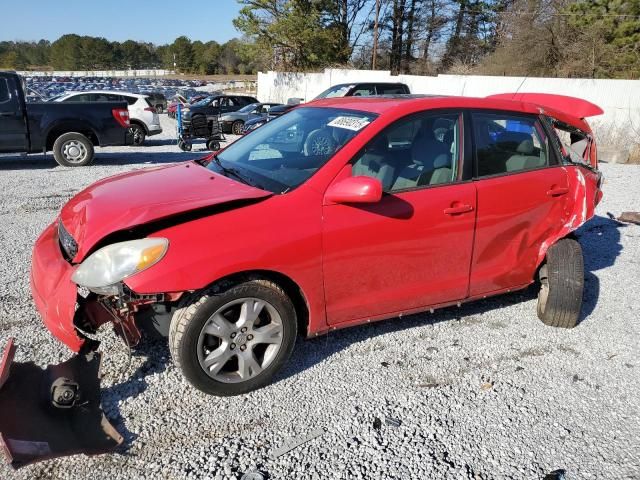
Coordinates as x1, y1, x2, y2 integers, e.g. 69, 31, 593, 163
472, 113, 548, 177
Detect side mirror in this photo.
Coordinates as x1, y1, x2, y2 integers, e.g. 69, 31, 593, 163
325, 176, 383, 205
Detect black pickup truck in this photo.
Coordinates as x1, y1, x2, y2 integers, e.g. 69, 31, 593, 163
0, 71, 131, 166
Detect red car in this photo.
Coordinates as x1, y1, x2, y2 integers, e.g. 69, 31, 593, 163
31, 94, 603, 396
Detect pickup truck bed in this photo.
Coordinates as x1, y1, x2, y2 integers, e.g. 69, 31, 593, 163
0, 71, 132, 166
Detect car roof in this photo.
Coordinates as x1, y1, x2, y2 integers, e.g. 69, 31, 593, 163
61, 90, 144, 98
306, 95, 591, 132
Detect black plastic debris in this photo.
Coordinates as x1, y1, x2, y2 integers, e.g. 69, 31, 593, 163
373, 417, 382, 430
0, 338, 123, 469
543, 469, 566, 480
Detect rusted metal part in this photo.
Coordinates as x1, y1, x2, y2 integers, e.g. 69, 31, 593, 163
0, 339, 123, 469
618, 212, 640, 225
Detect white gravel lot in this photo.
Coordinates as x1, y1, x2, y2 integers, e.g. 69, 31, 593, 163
0, 114, 639, 480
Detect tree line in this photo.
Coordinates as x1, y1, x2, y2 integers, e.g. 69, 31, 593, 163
0, 35, 259, 74
1, 1, 638, 78
234, 0, 640, 79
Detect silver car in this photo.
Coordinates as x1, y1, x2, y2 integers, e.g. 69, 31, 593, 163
219, 102, 281, 135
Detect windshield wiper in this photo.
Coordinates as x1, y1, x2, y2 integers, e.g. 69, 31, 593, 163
211, 155, 265, 190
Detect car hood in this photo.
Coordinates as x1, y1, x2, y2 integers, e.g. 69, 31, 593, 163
60, 161, 272, 261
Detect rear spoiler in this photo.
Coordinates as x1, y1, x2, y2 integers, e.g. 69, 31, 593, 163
486, 93, 604, 119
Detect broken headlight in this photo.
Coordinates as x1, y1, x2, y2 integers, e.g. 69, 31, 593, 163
71, 238, 169, 295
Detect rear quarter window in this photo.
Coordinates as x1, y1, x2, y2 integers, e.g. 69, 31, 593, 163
123, 96, 138, 106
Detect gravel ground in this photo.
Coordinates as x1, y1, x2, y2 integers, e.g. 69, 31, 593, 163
0, 114, 639, 479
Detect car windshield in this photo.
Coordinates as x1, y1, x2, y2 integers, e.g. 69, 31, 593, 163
207, 107, 377, 193
238, 103, 260, 113
192, 96, 214, 107
314, 85, 353, 99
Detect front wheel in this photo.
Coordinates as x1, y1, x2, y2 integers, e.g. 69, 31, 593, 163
537, 238, 584, 328
52, 132, 95, 167
169, 280, 298, 396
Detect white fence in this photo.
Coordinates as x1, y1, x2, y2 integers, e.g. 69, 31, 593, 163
17, 69, 175, 77
257, 69, 640, 160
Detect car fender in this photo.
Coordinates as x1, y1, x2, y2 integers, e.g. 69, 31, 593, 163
535, 165, 600, 268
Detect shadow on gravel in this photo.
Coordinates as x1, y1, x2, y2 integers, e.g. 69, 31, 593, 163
100, 338, 170, 454
575, 214, 625, 323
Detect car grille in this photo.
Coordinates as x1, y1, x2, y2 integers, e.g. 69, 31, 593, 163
58, 220, 78, 261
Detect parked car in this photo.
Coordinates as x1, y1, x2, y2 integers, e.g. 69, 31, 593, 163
0, 72, 131, 167
167, 94, 188, 118
219, 102, 281, 134
54, 91, 161, 146
145, 92, 167, 114
241, 104, 297, 134
31, 93, 603, 396
184, 94, 259, 124
313, 82, 411, 99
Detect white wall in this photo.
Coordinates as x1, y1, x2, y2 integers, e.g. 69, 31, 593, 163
257, 68, 640, 157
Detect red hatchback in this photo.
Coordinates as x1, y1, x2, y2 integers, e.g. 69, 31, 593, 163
31, 94, 603, 395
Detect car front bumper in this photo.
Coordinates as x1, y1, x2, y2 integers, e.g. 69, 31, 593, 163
30, 222, 85, 352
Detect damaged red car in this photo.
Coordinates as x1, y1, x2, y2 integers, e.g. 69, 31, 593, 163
30, 94, 603, 396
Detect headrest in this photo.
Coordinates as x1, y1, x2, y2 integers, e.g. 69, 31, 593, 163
433, 154, 451, 169
516, 139, 534, 154
496, 132, 531, 151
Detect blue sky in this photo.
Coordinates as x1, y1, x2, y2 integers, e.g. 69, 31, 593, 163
3, 0, 243, 45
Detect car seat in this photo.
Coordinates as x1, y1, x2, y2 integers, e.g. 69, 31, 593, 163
352, 135, 395, 190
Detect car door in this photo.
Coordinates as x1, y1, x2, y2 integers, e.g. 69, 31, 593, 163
469, 111, 570, 296
0, 76, 28, 152
322, 111, 477, 325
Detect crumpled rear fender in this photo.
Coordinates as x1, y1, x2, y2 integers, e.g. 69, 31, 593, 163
536, 165, 601, 267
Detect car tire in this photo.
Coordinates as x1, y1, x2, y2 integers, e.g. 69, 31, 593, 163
178, 140, 192, 152
169, 279, 298, 396
156, 105, 164, 114
231, 120, 244, 135
52, 132, 95, 167
207, 139, 221, 151
537, 238, 584, 328
129, 124, 146, 146
303, 128, 336, 156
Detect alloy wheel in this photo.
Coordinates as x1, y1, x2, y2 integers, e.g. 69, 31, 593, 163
196, 297, 284, 383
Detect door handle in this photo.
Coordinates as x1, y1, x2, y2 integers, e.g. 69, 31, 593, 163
546, 187, 569, 197
444, 204, 474, 215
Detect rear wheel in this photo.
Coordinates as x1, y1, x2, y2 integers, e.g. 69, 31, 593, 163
52, 132, 94, 167
231, 120, 244, 135
537, 238, 584, 328
207, 139, 221, 151
169, 279, 297, 396
129, 124, 146, 146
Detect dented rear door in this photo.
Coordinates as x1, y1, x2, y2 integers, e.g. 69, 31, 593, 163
469, 111, 571, 296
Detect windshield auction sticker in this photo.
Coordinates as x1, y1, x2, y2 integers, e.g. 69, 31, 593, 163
328, 116, 371, 131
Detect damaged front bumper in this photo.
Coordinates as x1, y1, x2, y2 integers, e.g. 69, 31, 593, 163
31, 222, 180, 352
31, 222, 86, 352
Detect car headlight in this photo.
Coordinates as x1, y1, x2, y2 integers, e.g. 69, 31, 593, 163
71, 238, 168, 295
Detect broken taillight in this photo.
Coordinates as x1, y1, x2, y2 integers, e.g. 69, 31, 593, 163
111, 108, 130, 128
